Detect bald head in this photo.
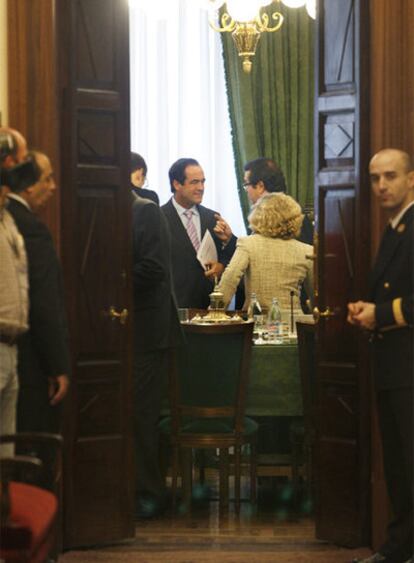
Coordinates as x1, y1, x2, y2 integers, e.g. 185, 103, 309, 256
370, 149, 412, 173
0, 127, 28, 166
18, 150, 57, 212
369, 148, 414, 215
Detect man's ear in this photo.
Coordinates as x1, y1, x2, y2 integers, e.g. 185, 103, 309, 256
256, 180, 266, 195
172, 179, 180, 192
2, 154, 15, 169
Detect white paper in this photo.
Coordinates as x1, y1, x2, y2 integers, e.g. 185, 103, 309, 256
197, 230, 218, 270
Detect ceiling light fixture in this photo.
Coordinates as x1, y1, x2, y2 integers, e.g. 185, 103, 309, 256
208, 0, 315, 73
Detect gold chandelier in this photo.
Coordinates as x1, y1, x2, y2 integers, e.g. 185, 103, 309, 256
208, 1, 316, 73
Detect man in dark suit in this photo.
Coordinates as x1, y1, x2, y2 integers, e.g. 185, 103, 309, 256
131, 152, 159, 204
161, 158, 236, 309
348, 149, 413, 563
243, 157, 313, 244
7, 150, 70, 435
132, 191, 181, 517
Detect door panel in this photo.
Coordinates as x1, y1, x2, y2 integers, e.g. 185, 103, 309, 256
314, 0, 371, 547
57, 0, 134, 548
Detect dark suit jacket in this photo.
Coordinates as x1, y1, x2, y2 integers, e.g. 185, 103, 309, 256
7, 197, 71, 388
132, 193, 181, 352
161, 198, 237, 309
369, 205, 413, 389
132, 185, 159, 205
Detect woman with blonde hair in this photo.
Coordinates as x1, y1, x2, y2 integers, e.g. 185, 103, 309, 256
217, 193, 313, 311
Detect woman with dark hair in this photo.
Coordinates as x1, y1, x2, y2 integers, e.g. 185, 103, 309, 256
130, 152, 159, 205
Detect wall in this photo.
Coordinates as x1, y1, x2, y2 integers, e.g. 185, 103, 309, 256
369, 0, 414, 550
7, 0, 60, 246
0, 0, 8, 124
370, 0, 414, 251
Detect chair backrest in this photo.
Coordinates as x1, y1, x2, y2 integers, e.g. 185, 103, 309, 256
0, 455, 58, 560
169, 321, 254, 435
0, 456, 43, 486
296, 321, 316, 438
0, 433, 63, 496
1, 456, 44, 526
0, 433, 63, 558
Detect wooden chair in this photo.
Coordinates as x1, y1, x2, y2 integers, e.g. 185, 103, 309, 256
0, 433, 63, 560
160, 321, 257, 513
0, 455, 58, 563
290, 321, 316, 511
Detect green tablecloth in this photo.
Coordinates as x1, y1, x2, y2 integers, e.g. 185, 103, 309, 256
246, 344, 302, 417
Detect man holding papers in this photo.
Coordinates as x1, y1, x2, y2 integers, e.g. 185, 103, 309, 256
161, 158, 236, 308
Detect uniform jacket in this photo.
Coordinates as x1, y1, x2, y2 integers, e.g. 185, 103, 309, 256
7, 197, 70, 386
217, 234, 314, 310
132, 193, 181, 351
369, 205, 414, 389
161, 198, 237, 308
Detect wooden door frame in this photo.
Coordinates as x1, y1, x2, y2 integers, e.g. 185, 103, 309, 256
7, 0, 135, 548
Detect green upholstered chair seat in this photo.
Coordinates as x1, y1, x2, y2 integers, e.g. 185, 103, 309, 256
159, 416, 258, 436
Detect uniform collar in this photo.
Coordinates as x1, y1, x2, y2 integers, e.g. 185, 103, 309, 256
390, 201, 414, 229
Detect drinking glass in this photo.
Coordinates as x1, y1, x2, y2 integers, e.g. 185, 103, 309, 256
178, 308, 189, 323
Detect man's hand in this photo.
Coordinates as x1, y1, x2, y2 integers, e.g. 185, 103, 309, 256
213, 213, 233, 244
347, 301, 376, 330
204, 261, 224, 280
48, 374, 70, 406
347, 301, 365, 325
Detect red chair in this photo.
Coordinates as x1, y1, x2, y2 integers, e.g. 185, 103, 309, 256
0, 433, 63, 562
0, 456, 58, 563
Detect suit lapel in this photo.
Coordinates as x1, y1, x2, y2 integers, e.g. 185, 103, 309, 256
198, 205, 208, 239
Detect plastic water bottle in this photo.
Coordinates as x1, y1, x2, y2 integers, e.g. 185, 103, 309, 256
247, 292, 262, 321
267, 297, 283, 344
247, 293, 264, 342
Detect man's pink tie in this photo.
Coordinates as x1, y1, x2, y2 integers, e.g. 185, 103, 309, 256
184, 210, 200, 251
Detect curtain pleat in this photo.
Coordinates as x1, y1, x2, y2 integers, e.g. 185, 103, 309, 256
221, 4, 314, 227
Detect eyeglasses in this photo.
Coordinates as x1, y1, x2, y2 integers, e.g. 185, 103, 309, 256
243, 182, 254, 190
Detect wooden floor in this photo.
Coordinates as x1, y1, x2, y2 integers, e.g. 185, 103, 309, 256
61, 474, 372, 563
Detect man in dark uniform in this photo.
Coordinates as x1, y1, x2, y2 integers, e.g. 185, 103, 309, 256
348, 149, 413, 563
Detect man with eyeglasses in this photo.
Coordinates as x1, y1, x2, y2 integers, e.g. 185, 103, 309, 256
243, 157, 313, 244
230, 157, 314, 310
161, 157, 236, 309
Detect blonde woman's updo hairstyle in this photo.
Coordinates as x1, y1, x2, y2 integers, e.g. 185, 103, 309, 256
248, 193, 304, 239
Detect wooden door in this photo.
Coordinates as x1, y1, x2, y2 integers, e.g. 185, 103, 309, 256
313, 0, 372, 546
56, 0, 134, 548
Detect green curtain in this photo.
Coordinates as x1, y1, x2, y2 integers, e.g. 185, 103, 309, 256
221, 3, 314, 228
